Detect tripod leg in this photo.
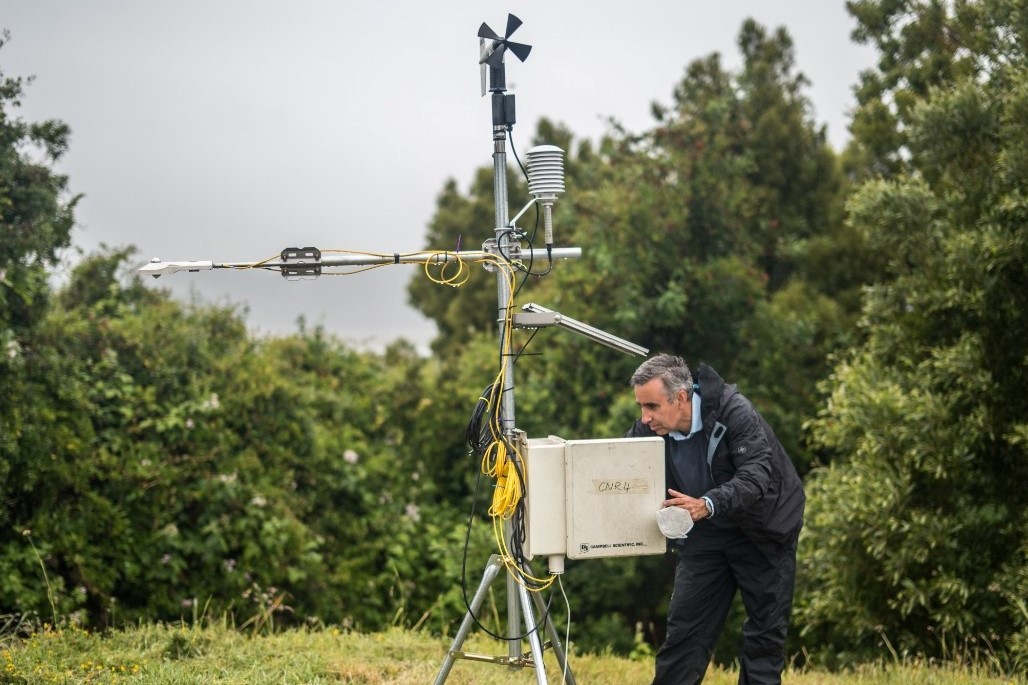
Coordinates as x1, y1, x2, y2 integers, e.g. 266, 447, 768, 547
532, 589, 577, 685
517, 582, 549, 685
433, 554, 504, 685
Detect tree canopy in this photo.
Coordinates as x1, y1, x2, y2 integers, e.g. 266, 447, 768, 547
796, 0, 1028, 668
0, 31, 76, 346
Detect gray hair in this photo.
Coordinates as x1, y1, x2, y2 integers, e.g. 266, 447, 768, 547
630, 354, 693, 402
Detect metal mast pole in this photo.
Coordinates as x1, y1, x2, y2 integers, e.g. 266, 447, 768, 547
488, 66, 527, 670
492, 123, 516, 436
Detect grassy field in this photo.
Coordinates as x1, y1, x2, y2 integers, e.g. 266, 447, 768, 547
0, 622, 1022, 684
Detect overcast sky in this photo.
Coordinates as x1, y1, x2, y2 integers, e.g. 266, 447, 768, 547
3, 1, 876, 352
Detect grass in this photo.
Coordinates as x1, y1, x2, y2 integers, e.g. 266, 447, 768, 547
0, 621, 1023, 684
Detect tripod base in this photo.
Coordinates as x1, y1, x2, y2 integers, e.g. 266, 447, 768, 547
434, 554, 576, 685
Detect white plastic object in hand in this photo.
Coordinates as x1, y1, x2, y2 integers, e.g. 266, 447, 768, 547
656, 506, 694, 539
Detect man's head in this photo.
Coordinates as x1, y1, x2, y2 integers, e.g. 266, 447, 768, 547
630, 354, 694, 436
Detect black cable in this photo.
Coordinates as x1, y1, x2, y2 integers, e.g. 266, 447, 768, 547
510, 329, 540, 366
508, 127, 543, 246
465, 384, 495, 456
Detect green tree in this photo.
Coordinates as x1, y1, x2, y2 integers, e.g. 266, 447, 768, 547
844, 0, 1026, 178
798, 2, 1028, 668
0, 41, 80, 609
0, 34, 77, 343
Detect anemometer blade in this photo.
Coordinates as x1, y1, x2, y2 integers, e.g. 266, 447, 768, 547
477, 22, 502, 41
506, 40, 532, 62
504, 14, 524, 37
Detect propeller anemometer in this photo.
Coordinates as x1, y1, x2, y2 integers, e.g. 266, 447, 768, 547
478, 14, 532, 67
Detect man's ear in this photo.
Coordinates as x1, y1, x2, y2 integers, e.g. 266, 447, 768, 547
676, 388, 690, 405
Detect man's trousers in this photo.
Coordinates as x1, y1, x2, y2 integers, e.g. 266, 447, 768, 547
652, 526, 799, 685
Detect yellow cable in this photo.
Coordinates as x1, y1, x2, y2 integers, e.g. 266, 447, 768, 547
423, 253, 473, 287
488, 453, 521, 519
491, 517, 557, 592
224, 254, 282, 270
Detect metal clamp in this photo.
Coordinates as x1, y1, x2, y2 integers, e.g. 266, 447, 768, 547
280, 246, 322, 279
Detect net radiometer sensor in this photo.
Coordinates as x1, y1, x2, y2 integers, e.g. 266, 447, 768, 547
523, 435, 667, 573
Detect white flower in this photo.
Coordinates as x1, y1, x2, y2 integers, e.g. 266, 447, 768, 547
343, 449, 359, 464
404, 503, 421, 522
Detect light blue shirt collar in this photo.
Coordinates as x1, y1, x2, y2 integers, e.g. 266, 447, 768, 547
669, 392, 702, 441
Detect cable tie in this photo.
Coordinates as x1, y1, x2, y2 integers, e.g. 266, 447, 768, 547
393, 253, 400, 264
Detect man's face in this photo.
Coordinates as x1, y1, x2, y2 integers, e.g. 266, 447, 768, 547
634, 377, 692, 435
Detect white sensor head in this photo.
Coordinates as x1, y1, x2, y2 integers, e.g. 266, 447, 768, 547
525, 145, 565, 199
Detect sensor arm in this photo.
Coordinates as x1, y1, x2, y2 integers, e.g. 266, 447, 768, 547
139, 247, 584, 279
514, 302, 649, 357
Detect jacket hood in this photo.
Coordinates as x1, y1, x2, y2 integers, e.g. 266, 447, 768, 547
695, 363, 727, 422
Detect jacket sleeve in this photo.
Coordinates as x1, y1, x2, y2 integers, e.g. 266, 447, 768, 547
706, 396, 774, 517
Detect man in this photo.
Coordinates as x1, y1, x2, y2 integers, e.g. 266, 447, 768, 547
627, 354, 805, 685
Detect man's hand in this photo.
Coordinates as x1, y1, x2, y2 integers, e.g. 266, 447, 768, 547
663, 489, 710, 521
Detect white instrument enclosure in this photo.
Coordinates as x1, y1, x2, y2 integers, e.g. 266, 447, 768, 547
524, 435, 666, 561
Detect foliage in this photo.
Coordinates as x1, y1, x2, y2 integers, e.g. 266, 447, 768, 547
845, 0, 1028, 178
0, 247, 501, 634
798, 2, 1028, 669
0, 36, 79, 528
0, 35, 77, 345
732, 281, 855, 472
